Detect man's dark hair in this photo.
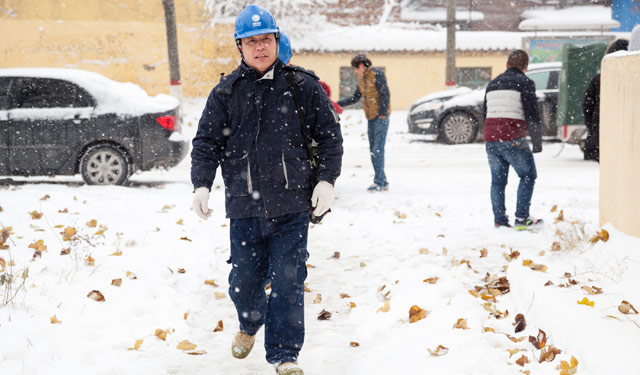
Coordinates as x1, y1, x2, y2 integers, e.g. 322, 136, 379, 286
507, 49, 529, 71
351, 54, 372, 68
605, 39, 629, 55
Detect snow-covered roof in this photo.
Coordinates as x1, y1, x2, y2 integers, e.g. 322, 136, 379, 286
400, 8, 484, 23
294, 26, 628, 53
295, 26, 526, 52
519, 5, 619, 31
0, 68, 178, 115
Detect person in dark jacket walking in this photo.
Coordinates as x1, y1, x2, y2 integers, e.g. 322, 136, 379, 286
190, 5, 343, 375
583, 38, 628, 162
483, 49, 542, 230
338, 54, 391, 192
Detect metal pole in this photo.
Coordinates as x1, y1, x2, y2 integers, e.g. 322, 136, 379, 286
446, 0, 457, 87
161, 0, 182, 103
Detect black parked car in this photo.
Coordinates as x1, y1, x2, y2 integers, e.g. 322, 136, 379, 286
0, 68, 187, 185
407, 62, 562, 144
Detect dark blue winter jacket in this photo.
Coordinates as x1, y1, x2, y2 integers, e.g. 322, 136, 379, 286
191, 59, 343, 219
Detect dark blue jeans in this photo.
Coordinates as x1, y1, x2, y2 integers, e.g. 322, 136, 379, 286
228, 211, 309, 366
368, 116, 389, 186
485, 138, 537, 225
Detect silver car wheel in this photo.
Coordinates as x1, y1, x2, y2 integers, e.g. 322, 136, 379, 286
441, 113, 477, 144
80, 145, 129, 185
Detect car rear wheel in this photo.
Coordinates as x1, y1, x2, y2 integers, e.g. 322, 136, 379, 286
80, 144, 130, 185
439, 112, 478, 144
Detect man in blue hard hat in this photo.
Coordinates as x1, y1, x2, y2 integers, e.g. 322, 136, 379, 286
190, 4, 343, 375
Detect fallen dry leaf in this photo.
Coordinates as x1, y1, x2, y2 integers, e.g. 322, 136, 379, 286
514, 313, 526, 333
85, 256, 95, 266
180, 236, 192, 242
87, 290, 105, 302
176, 219, 184, 225
539, 346, 562, 363
0, 257, 6, 272
313, 294, 322, 304
484, 327, 496, 333
581, 286, 603, 295
86, 219, 97, 228
409, 305, 428, 323
62, 227, 77, 241
377, 300, 390, 313
28, 240, 47, 252
618, 300, 638, 314
204, 279, 219, 287
559, 356, 578, 375
126, 271, 137, 280
60, 248, 71, 255
350, 341, 360, 347
419, 248, 429, 255
515, 354, 529, 367
213, 320, 224, 332
589, 229, 610, 244
442, 247, 448, 255
528, 329, 547, 349
50, 315, 62, 324
423, 277, 439, 284
554, 209, 564, 223
128, 339, 143, 351
40, 194, 51, 201
317, 309, 332, 320
480, 248, 488, 258
187, 350, 207, 355
95, 225, 107, 236
453, 318, 469, 330
427, 345, 449, 356
155, 328, 168, 341
577, 297, 594, 307
111, 278, 122, 287
508, 348, 524, 358
215, 292, 226, 300
109, 250, 122, 256
551, 204, 557, 212
28, 211, 43, 219
394, 211, 407, 219
551, 242, 562, 251
177, 340, 197, 351
348, 302, 356, 308
329, 251, 340, 259
340, 293, 351, 299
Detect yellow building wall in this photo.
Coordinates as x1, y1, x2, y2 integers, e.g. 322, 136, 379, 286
293, 51, 509, 111
1, 0, 509, 107
0, 0, 238, 97
599, 53, 640, 238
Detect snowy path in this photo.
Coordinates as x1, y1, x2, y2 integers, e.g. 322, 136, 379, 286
1, 100, 638, 375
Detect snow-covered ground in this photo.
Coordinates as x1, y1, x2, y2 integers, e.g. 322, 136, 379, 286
1, 100, 638, 375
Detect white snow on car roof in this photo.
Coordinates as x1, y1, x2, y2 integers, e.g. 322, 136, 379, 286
0, 68, 178, 115
413, 87, 473, 104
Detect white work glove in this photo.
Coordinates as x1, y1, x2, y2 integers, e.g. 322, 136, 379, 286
311, 181, 334, 217
193, 187, 211, 220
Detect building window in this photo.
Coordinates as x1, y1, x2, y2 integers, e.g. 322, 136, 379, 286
457, 67, 492, 88
339, 66, 386, 109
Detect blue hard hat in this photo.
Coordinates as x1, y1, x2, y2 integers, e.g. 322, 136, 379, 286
234, 4, 279, 40
279, 32, 292, 64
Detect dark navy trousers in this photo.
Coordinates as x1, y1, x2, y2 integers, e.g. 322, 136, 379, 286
228, 211, 309, 366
